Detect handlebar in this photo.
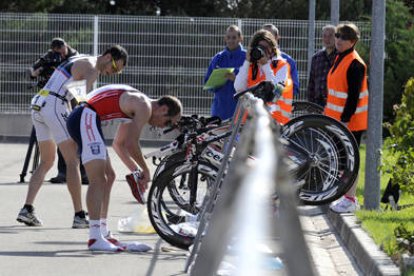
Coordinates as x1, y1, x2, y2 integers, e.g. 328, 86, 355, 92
144, 115, 228, 162
163, 115, 222, 135
234, 81, 278, 102
144, 140, 180, 159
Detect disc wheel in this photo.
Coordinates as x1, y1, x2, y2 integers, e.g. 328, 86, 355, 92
147, 160, 217, 249
282, 114, 360, 205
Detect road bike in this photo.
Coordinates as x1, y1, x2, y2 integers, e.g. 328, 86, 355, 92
145, 84, 359, 249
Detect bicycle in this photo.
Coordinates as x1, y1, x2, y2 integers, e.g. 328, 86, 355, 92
145, 83, 359, 249
291, 100, 324, 118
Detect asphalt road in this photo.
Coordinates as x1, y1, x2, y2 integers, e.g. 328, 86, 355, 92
0, 142, 363, 276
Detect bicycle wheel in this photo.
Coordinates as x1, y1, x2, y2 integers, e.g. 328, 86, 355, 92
153, 151, 186, 179
291, 100, 324, 118
281, 114, 360, 205
147, 160, 218, 249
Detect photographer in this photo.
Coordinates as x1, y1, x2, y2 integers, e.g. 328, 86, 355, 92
28, 38, 88, 184
262, 24, 300, 96
29, 38, 78, 88
234, 29, 293, 124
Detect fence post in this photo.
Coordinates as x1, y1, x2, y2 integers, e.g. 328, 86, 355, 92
93, 15, 99, 90
330, 0, 340, 25
364, 0, 385, 210
307, 0, 315, 78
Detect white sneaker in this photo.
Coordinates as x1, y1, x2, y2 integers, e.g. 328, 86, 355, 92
88, 238, 124, 252
330, 196, 358, 213
105, 231, 123, 247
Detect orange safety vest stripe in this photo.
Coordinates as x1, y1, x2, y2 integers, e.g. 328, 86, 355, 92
325, 51, 368, 131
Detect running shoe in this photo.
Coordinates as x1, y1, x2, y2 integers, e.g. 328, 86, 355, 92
330, 196, 359, 213
105, 231, 125, 248
17, 208, 42, 226
72, 214, 89, 229
125, 173, 146, 204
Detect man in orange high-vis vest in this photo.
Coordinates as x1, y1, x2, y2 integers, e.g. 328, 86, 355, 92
325, 22, 369, 214
234, 29, 293, 125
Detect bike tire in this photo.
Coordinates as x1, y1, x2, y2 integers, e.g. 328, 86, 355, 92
147, 160, 218, 250
282, 114, 360, 205
153, 151, 186, 179
292, 100, 324, 118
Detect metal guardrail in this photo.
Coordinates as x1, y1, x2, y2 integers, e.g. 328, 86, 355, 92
185, 92, 316, 275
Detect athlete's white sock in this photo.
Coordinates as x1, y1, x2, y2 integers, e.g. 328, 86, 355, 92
88, 220, 122, 252
100, 218, 109, 237
89, 220, 102, 240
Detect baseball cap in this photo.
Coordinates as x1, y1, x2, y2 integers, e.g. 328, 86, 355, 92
51, 38, 66, 49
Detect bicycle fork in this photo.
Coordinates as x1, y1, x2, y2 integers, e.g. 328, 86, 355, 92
188, 162, 199, 214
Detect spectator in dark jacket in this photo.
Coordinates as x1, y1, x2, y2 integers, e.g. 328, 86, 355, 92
308, 25, 337, 107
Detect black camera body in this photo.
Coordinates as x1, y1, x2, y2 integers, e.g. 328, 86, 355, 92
36, 51, 62, 77
250, 46, 266, 62
31, 51, 63, 88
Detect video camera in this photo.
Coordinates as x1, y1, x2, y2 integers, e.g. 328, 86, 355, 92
30, 51, 63, 88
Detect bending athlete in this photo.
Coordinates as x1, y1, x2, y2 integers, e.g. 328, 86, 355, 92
17, 45, 128, 228
66, 84, 182, 251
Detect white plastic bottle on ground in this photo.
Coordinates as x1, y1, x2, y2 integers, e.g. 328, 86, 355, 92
118, 205, 155, 234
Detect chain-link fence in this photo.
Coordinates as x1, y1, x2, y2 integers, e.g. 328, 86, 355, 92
0, 13, 370, 115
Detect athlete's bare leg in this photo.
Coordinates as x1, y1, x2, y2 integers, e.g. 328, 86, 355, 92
24, 139, 56, 205
84, 159, 107, 220
58, 139, 82, 212
83, 159, 121, 251
100, 156, 116, 219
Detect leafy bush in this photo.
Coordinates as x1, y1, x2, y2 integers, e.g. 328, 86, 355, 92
394, 224, 414, 255
383, 0, 414, 123
382, 78, 414, 194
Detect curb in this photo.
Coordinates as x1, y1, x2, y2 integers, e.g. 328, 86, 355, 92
325, 207, 401, 275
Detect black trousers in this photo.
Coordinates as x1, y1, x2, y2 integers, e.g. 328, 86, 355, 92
351, 130, 364, 147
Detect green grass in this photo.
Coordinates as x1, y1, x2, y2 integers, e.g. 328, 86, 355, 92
355, 144, 414, 264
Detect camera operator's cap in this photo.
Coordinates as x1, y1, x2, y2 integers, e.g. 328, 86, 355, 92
51, 38, 66, 49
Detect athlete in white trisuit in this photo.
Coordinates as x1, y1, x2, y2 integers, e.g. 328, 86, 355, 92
17, 45, 128, 229
67, 84, 182, 251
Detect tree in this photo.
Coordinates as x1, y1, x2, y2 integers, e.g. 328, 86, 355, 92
0, 0, 62, 13
383, 0, 414, 122
382, 78, 414, 195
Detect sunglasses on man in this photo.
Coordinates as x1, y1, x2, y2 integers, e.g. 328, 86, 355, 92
111, 58, 122, 74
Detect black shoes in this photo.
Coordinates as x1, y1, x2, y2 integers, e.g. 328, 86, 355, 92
49, 175, 89, 185
81, 177, 89, 185
50, 175, 65, 184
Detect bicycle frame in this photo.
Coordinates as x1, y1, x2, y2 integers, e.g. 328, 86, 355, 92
146, 84, 360, 257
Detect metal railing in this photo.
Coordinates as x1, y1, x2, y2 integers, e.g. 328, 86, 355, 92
185, 92, 315, 275
0, 12, 370, 115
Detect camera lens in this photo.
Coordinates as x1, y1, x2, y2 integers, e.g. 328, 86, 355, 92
250, 46, 266, 62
